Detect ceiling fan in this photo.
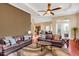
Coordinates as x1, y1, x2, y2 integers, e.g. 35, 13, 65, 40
38, 3, 62, 16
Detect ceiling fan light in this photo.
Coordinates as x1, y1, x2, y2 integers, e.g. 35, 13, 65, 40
47, 11, 50, 14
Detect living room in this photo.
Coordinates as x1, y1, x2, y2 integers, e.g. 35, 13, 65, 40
0, 3, 79, 56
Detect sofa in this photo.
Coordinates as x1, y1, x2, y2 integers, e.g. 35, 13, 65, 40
39, 34, 65, 48
0, 35, 32, 56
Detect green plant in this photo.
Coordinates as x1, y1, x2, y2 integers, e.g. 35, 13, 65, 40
72, 27, 78, 39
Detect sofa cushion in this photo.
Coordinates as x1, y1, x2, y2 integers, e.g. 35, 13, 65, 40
20, 35, 24, 41
45, 34, 53, 40
17, 41, 24, 45
14, 36, 22, 42
53, 34, 61, 41
3, 45, 11, 50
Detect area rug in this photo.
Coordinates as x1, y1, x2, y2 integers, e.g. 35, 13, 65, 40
17, 43, 69, 56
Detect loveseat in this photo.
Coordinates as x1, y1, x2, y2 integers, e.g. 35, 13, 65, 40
39, 34, 65, 48
0, 35, 32, 56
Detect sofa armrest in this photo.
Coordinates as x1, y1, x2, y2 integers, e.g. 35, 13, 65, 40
0, 44, 3, 54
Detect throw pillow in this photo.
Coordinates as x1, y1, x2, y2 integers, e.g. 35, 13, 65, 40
3, 39, 10, 46
24, 35, 30, 40
14, 36, 22, 42
41, 34, 45, 39
9, 38, 16, 45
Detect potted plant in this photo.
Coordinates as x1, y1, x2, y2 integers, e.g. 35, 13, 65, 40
72, 27, 78, 40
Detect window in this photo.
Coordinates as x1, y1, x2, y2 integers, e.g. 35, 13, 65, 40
45, 24, 52, 32
45, 25, 50, 31
56, 20, 71, 39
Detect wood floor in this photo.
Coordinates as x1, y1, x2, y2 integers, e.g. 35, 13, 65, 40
68, 40, 79, 56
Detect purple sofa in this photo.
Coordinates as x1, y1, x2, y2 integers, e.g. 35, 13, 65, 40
0, 35, 32, 56
39, 33, 65, 48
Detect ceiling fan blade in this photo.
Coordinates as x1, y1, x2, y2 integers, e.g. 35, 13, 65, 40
52, 7, 61, 11
50, 12, 54, 15
38, 10, 46, 12
43, 12, 47, 16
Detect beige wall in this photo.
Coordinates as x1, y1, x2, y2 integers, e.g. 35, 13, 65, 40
0, 3, 31, 36
76, 13, 79, 38
77, 13, 79, 27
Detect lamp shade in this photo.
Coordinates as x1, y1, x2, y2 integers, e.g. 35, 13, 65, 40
28, 31, 31, 35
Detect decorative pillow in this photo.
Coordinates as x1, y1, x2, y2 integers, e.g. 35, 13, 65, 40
41, 35, 45, 39
40, 34, 46, 40
5, 36, 16, 45
24, 35, 30, 40
9, 38, 16, 45
3, 39, 11, 46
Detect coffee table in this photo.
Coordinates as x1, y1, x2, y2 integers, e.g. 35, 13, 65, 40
37, 41, 52, 52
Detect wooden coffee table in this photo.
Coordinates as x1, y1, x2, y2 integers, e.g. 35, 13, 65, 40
37, 41, 52, 52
